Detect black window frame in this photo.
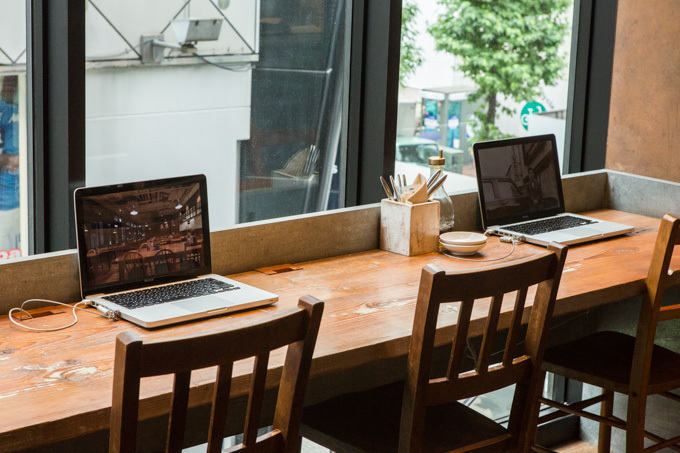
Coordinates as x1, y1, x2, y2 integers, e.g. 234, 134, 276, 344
564, 0, 618, 174
27, 0, 86, 254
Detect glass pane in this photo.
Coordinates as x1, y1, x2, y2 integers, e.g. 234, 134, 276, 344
0, 0, 28, 261
85, 0, 347, 231
397, 0, 574, 195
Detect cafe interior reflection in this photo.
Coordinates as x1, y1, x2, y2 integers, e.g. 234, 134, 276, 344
81, 183, 204, 285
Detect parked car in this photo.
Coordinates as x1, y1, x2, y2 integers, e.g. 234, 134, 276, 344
395, 136, 464, 174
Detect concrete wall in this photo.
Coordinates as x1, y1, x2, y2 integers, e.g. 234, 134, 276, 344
607, 171, 680, 220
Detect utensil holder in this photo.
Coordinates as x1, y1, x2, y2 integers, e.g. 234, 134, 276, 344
380, 199, 440, 256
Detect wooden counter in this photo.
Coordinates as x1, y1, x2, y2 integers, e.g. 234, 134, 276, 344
0, 210, 664, 451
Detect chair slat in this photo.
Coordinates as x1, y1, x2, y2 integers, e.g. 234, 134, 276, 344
504, 288, 528, 367
447, 298, 474, 379
244, 352, 271, 446
166, 371, 191, 453
477, 293, 504, 373
207, 362, 234, 453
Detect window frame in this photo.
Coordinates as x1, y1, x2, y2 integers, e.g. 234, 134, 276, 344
28, 0, 86, 254
564, 0, 618, 174
344, 0, 401, 207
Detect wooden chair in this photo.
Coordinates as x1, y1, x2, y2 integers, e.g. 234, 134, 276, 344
109, 296, 324, 453
532, 214, 680, 453
149, 249, 176, 274
86, 249, 106, 283
122, 251, 145, 280
300, 243, 568, 452
181, 249, 202, 270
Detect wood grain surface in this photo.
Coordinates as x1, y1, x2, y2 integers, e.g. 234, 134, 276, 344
0, 210, 665, 451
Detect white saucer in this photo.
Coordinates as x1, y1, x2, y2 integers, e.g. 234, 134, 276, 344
439, 231, 487, 246
440, 241, 486, 256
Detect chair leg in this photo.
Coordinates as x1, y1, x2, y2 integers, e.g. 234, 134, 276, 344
523, 370, 547, 453
626, 390, 648, 453
598, 389, 614, 453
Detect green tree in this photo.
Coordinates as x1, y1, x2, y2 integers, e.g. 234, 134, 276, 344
400, 1, 424, 86
429, 0, 570, 140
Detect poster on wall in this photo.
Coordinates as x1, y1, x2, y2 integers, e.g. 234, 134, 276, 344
0, 75, 21, 261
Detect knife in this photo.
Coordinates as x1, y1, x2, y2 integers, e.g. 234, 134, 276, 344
380, 176, 394, 200
389, 175, 400, 201
426, 169, 442, 189
427, 174, 448, 196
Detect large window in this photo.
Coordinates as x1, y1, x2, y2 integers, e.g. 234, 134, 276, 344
84, 0, 347, 232
396, 0, 575, 195
0, 1, 28, 261
11, 0, 616, 254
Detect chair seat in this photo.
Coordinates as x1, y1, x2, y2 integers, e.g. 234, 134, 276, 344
543, 330, 680, 395
301, 381, 509, 453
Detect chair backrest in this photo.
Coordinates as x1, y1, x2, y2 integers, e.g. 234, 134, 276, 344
399, 243, 568, 452
109, 296, 324, 453
629, 215, 680, 406
181, 249, 202, 270
150, 249, 176, 274
122, 251, 145, 279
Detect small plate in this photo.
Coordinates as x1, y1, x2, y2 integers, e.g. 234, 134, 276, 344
440, 242, 486, 256
439, 231, 487, 246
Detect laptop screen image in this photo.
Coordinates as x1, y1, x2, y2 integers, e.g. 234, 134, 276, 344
474, 134, 566, 228
75, 174, 211, 297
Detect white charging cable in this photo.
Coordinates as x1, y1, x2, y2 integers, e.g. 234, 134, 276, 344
9, 299, 120, 332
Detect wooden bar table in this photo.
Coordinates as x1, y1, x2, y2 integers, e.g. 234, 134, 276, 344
0, 210, 664, 451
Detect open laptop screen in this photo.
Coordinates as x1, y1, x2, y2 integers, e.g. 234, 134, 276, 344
473, 134, 565, 228
75, 174, 211, 297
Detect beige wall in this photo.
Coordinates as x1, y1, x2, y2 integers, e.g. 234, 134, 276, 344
606, 0, 680, 180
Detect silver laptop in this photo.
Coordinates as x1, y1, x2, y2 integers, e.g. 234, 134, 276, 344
74, 174, 278, 328
473, 134, 634, 246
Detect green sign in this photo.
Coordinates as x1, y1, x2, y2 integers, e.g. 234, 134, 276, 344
520, 102, 546, 130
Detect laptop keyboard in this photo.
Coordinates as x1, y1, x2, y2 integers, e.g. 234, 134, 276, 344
103, 278, 239, 310
504, 215, 596, 235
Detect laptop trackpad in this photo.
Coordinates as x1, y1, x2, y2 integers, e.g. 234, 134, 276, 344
172, 296, 234, 313
563, 226, 603, 237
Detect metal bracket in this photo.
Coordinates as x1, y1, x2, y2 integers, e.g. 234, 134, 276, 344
140, 35, 166, 64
